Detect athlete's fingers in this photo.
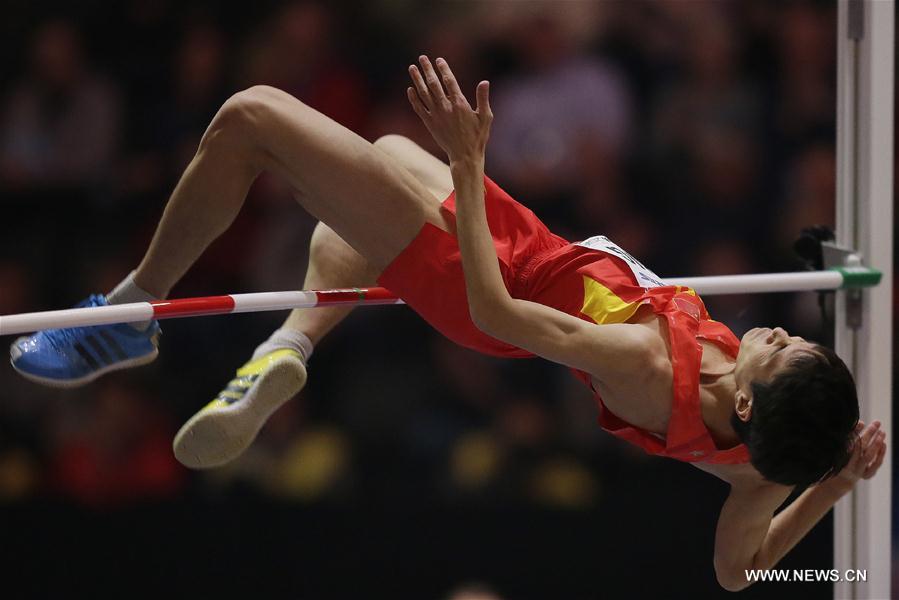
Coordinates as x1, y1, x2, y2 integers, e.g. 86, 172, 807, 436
409, 65, 433, 111
863, 437, 886, 479
407, 86, 429, 120
435, 58, 466, 103
849, 428, 871, 469
419, 55, 449, 107
476, 80, 492, 123
860, 433, 880, 465
846, 439, 864, 472
861, 430, 885, 467
858, 421, 880, 450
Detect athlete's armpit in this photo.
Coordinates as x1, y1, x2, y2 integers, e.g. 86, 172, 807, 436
472, 296, 660, 384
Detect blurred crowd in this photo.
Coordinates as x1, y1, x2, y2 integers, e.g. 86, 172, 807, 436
0, 0, 881, 529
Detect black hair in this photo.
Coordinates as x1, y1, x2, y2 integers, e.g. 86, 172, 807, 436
731, 344, 859, 487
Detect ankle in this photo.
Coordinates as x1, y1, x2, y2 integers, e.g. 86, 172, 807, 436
107, 271, 157, 330
252, 328, 314, 363
132, 271, 168, 300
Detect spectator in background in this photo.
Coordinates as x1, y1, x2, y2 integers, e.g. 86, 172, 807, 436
0, 20, 121, 190
486, 9, 633, 228
648, 5, 766, 241
369, 13, 483, 158
240, 1, 370, 134
46, 379, 184, 508
159, 23, 230, 178
774, 3, 836, 149
776, 143, 836, 251
120, 23, 231, 199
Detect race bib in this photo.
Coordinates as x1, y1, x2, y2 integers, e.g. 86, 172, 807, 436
575, 235, 666, 288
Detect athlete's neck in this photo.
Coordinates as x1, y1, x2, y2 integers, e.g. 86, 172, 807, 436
700, 363, 743, 449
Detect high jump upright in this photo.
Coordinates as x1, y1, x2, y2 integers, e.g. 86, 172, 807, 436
833, 1, 893, 598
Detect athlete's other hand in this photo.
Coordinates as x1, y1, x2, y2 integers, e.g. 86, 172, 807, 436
834, 420, 886, 489
407, 55, 492, 163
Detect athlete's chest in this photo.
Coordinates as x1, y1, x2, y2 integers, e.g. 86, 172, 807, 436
591, 309, 675, 435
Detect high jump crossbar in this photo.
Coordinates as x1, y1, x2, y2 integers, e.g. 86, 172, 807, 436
0, 267, 881, 337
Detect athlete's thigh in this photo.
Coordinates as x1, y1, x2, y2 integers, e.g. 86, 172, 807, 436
373, 135, 454, 201
249, 86, 451, 270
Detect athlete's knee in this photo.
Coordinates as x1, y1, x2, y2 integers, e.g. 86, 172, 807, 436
309, 221, 377, 279
309, 221, 343, 257
373, 134, 415, 157
202, 86, 288, 153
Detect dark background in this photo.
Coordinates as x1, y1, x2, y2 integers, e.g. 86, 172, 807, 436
0, 1, 894, 598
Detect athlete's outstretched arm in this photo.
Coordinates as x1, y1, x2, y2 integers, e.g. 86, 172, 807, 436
714, 421, 886, 591
407, 56, 656, 382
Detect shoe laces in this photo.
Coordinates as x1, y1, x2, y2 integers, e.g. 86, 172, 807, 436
43, 295, 107, 352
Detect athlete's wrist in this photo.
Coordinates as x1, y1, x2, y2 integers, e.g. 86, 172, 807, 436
814, 475, 854, 500
449, 153, 485, 172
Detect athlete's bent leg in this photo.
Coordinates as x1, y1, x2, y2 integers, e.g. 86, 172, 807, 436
281, 134, 453, 343
173, 133, 455, 468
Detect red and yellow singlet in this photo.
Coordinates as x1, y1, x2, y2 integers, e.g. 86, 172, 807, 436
378, 176, 751, 465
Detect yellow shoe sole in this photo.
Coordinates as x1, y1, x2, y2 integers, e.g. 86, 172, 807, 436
172, 352, 307, 469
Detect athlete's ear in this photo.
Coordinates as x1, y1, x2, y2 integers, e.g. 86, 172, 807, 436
734, 389, 752, 422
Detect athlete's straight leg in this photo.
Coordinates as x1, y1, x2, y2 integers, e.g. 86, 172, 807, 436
281, 134, 454, 344
133, 86, 453, 299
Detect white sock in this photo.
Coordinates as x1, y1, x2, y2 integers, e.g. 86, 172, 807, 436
106, 271, 155, 330
251, 328, 314, 364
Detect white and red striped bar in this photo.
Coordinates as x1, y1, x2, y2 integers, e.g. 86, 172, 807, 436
0, 268, 880, 337
0, 288, 403, 337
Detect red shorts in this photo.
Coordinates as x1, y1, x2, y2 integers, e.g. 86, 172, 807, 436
377, 177, 569, 357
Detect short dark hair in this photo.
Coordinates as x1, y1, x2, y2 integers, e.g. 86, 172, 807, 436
731, 344, 859, 487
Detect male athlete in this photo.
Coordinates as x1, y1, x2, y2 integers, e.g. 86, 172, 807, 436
9, 57, 885, 591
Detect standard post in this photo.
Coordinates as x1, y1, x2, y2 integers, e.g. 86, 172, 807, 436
834, 1, 893, 598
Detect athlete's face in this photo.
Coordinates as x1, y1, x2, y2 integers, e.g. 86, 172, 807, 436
734, 327, 825, 392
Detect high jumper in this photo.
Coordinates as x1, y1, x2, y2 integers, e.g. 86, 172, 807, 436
6, 56, 886, 591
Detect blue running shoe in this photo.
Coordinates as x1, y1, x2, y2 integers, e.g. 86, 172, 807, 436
9, 294, 160, 388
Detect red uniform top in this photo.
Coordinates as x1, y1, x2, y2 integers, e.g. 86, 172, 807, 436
522, 236, 751, 465
378, 177, 751, 465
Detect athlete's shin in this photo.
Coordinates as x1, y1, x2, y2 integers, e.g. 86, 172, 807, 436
280, 221, 380, 345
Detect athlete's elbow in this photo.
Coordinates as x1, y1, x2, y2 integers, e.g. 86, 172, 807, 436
469, 305, 501, 337
717, 575, 750, 593
468, 298, 514, 338
715, 564, 751, 592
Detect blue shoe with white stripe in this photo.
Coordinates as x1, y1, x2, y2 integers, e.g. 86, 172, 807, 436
9, 294, 160, 388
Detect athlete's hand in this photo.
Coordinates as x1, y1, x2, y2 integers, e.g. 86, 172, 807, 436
407, 55, 492, 163
834, 420, 887, 489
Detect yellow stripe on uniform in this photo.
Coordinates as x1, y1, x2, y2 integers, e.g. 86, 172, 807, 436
674, 285, 697, 297
580, 276, 643, 325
